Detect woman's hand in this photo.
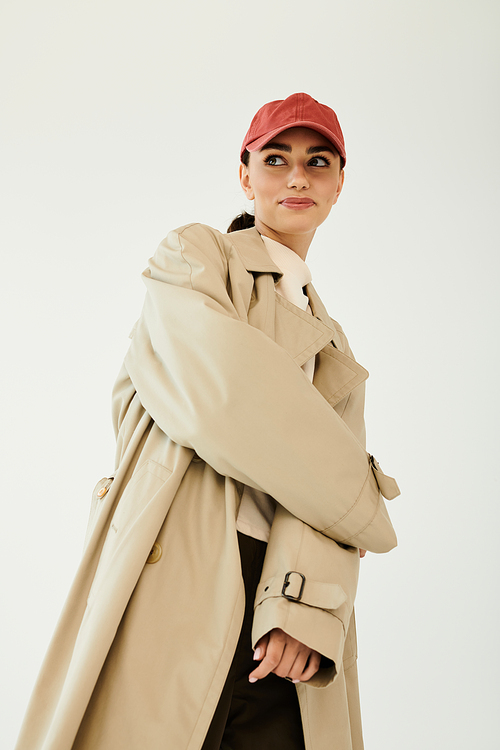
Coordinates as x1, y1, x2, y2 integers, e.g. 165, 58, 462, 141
248, 628, 321, 684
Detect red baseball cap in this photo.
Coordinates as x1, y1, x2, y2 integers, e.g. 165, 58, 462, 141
240, 92, 346, 166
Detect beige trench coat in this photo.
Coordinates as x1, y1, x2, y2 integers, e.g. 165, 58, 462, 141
16, 224, 399, 750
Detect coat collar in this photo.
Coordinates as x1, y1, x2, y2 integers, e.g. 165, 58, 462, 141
226, 227, 368, 405
226, 226, 283, 277
227, 227, 343, 350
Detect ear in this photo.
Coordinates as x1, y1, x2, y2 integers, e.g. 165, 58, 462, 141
332, 168, 345, 206
239, 163, 254, 201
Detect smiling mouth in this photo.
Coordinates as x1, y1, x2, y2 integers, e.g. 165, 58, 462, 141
279, 197, 315, 209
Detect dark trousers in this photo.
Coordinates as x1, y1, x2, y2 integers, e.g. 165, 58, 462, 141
201, 532, 306, 750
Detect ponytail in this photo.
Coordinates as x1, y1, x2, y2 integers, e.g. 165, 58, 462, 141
227, 211, 255, 233
227, 150, 254, 233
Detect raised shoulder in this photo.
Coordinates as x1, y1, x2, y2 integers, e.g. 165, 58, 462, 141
144, 222, 247, 314
150, 223, 232, 288
173, 222, 224, 241
163, 223, 233, 268
171, 223, 229, 251
162, 223, 276, 280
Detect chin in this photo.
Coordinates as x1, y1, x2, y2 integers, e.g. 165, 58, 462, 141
279, 219, 320, 235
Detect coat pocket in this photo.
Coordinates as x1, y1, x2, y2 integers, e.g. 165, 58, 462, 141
87, 459, 172, 605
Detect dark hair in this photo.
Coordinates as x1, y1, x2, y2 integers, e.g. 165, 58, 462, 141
227, 150, 255, 233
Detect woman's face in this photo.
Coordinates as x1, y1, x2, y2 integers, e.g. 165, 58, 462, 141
239, 127, 344, 258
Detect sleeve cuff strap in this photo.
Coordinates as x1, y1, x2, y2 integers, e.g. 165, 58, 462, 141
370, 455, 400, 500
255, 572, 347, 611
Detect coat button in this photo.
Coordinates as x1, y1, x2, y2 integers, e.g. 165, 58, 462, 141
96, 477, 114, 499
146, 543, 162, 564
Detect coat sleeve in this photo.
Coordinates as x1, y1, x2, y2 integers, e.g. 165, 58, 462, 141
124, 223, 398, 553
250, 505, 360, 686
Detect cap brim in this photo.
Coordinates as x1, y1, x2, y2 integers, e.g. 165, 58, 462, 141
245, 120, 345, 163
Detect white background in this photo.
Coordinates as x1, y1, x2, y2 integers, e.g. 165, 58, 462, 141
1, 1, 499, 747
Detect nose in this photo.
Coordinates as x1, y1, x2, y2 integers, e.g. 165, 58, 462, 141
287, 163, 309, 190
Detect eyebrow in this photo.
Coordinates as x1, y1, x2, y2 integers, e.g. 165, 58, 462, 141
260, 141, 338, 156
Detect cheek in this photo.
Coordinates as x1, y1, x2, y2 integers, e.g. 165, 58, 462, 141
253, 184, 275, 209
324, 180, 341, 206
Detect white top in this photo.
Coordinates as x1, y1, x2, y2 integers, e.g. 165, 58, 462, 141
236, 235, 316, 542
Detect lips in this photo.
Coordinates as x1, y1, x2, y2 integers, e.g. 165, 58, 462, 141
279, 197, 315, 209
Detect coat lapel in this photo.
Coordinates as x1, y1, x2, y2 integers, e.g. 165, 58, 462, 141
306, 283, 369, 406
306, 283, 343, 350
227, 227, 368, 405
273, 293, 334, 367
313, 343, 368, 407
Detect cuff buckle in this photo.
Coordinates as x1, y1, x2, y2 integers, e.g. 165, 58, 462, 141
281, 571, 306, 601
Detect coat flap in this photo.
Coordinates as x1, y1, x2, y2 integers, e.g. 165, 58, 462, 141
255, 574, 348, 611
370, 455, 401, 500
314, 344, 369, 407
274, 293, 336, 367
305, 283, 345, 351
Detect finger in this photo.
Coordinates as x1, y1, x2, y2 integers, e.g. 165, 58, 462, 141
249, 652, 281, 682
297, 650, 322, 683
253, 632, 269, 662
249, 633, 286, 682
272, 643, 300, 679
286, 650, 310, 683
359, 549, 367, 558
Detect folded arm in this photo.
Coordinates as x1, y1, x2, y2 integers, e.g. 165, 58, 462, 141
124, 224, 398, 552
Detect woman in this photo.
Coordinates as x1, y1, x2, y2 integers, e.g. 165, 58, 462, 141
16, 93, 399, 750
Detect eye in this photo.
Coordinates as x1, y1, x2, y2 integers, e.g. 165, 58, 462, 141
308, 155, 331, 167
264, 154, 286, 166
